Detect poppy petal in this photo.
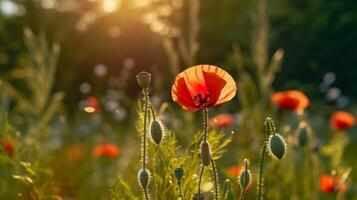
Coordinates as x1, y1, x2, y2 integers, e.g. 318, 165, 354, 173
200, 65, 237, 105
171, 77, 198, 111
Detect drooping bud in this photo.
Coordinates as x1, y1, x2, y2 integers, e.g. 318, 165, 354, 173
192, 193, 205, 200
174, 167, 184, 184
200, 141, 211, 166
136, 71, 151, 89
267, 134, 287, 159
149, 120, 164, 145
238, 159, 252, 191
138, 169, 150, 188
298, 126, 308, 146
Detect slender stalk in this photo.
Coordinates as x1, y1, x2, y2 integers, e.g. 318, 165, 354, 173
142, 88, 150, 200
142, 88, 148, 170
240, 189, 246, 200
203, 108, 208, 141
198, 108, 209, 196
258, 143, 266, 200
197, 165, 205, 196
258, 118, 275, 200
150, 104, 156, 121
211, 156, 219, 200
178, 183, 184, 200
143, 188, 149, 200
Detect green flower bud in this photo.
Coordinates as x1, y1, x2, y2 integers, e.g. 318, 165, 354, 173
136, 71, 151, 89
174, 167, 183, 183
138, 169, 150, 188
298, 127, 308, 146
223, 180, 234, 200
149, 120, 164, 145
200, 141, 211, 166
238, 159, 252, 191
267, 134, 287, 160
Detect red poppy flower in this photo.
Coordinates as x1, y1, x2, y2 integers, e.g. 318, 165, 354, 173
1, 141, 14, 157
93, 143, 120, 158
171, 65, 237, 112
330, 111, 356, 131
271, 90, 309, 112
226, 166, 253, 191
319, 175, 348, 193
209, 113, 234, 129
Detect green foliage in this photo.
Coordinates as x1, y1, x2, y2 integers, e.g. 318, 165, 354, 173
108, 102, 233, 199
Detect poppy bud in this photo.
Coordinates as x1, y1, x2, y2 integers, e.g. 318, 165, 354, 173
223, 180, 234, 200
138, 169, 150, 188
200, 141, 211, 166
174, 167, 183, 183
136, 71, 151, 89
267, 134, 287, 160
238, 159, 252, 191
149, 120, 164, 145
193, 193, 205, 200
298, 127, 308, 146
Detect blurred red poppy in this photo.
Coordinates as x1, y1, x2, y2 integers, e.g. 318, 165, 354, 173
271, 90, 309, 112
1, 141, 14, 157
171, 65, 237, 112
330, 111, 356, 131
319, 175, 348, 193
209, 113, 234, 129
93, 143, 120, 158
226, 166, 253, 191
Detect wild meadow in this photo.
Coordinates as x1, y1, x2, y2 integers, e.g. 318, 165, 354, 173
0, 0, 356, 199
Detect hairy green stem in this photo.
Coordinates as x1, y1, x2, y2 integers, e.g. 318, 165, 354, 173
198, 165, 205, 196
258, 118, 274, 200
142, 88, 148, 170
258, 144, 266, 200
178, 183, 184, 200
240, 189, 245, 200
198, 108, 209, 196
143, 187, 149, 200
211, 156, 219, 200
150, 104, 156, 120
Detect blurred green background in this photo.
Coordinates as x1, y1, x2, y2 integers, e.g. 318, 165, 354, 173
1, 0, 356, 112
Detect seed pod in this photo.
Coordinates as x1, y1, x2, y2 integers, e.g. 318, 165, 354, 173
298, 127, 308, 146
136, 71, 151, 89
193, 193, 205, 200
149, 120, 164, 145
138, 169, 150, 188
267, 134, 287, 160
200, 141, 211, 166
174, 167, 183, 183
238, 159, 252, 191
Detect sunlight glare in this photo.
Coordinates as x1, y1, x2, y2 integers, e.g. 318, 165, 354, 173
102, 0, 121, 13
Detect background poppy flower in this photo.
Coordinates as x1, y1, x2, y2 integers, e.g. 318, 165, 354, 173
319, 175, 348, 193
1, 141, 14, 157
330, 111, 356, 131
171, 65, 237, 111
271, 90, 309, 112
93, 143, 120, 158
209, 113, 234, 129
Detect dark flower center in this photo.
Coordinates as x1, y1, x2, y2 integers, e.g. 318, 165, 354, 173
193, 92, 209, 108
